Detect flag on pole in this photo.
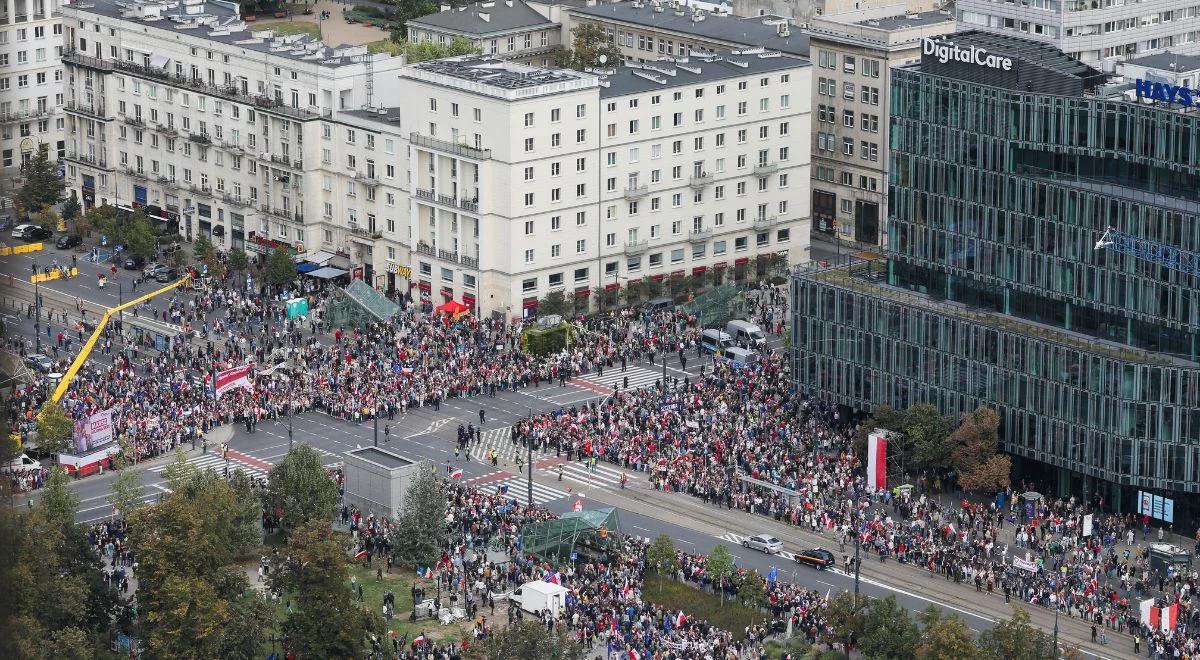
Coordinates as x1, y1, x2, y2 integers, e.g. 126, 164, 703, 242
214, 364, 254, 398
353, 549, 368, 561
450, 468, 464, 479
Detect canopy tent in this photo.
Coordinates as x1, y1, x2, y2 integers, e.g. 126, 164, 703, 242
308, 267, 348, 279
296, 250, 336, 266
325, 279, 401, 329
521, 507, 621, 563
435, 300, 469, 315
296, 262, 319, 273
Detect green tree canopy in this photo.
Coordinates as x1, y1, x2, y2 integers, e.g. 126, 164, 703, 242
706, 544, 734, 605
84, 204, 117, 240
391, 468, 447, 569
123, 210, 156, 259
917, 605, 978, 660
860, 595, 921, 659
227, 247, 250, 274
464, 621, 588, 660
36, 403, 75, 456
266, 246, 296, 288
397, 36, 482, 62
16, 143, 64, 214
107, 467, 145, 520
554, 24, 623, 71
263, 444, 339, 534
976, 605, 1056, 660
951, 407, 1012, 493
645, 533, 677, 591
822, 591, 869, 656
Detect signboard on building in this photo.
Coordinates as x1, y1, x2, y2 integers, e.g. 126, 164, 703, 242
1138, 490, 1175, 523
922, 37, 1013, 71
73, 408, 114, 455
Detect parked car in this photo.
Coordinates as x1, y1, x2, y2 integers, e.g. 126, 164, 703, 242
12, 224, 52, 241
143, 262, 167, 278
4, 453, 41, 475
24, 353, 54, 373
642, 297, 675, 314
153, 267, 179, 283
743, 533, 784, 554
55, 234, 83, 249
794, 548, 836, 570
123, 254, 146, 270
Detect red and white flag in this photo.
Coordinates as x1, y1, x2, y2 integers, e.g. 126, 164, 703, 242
353, 549, 368, 561
1141, 598, 1179, 632
214, 364, 254, 398
866, 430, 888, 492
450, 468, 464, 480
572, 493, 586, 512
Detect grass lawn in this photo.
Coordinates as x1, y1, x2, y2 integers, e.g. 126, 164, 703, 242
348, 563, 475, 646
642, 571, 766, 640
258, 21, 321, 39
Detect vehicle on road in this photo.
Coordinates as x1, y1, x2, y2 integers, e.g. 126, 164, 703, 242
153, 266, 178, 283
701, 328, 735, 354
123, 254, 146, 270
12, 224, 52, 241
24, 353, 54, 372
743, 534, 784, 554
794, 548, 836, 570
642, 297, 675, 314
725, 319, 767, 348
4, 453, 41, 475
724, 346, 759, 366
55, 234, 83, 249
143, 262, 167, 278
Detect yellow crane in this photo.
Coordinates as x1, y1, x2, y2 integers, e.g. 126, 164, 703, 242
49, 273, 193, 404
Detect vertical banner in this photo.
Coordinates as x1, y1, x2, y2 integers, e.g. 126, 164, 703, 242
72, 408, 114, 454
866, 430, 888, 492
1082, 513, 1093, 537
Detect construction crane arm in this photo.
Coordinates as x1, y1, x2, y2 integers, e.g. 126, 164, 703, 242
1095, 227, 1200, 278
50, 274, 193, 404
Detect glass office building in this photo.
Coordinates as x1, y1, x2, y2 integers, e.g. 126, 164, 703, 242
791, 31, 1200, 524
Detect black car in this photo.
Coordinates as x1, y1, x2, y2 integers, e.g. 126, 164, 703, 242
20, 225, 53, 241
153, 267, 178, 283
55, 234, 83, 249
794, 548, 835, 570
123, 254, 146, 270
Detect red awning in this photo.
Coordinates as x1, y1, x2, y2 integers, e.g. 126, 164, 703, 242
735, 257, 750, 265
605, 282, 620, 291
650, 274, 664, 281
418, 281, 432, 292
692, 266, 707, 274
522, 297, 538, 309
575, 288, 591, 298
436, 300, 468, 314
714, 262, 728, 269
462, 294, 476, 306
671, 270, 685, 277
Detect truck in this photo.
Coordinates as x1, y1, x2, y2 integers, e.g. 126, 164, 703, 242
509, 580, 570, 618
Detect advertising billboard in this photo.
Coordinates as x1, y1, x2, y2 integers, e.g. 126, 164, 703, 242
73, 408, 114, 454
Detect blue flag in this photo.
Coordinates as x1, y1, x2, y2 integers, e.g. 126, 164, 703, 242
768, 566, 778, 583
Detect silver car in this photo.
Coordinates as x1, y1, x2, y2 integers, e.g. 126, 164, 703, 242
743, 534, 784, 554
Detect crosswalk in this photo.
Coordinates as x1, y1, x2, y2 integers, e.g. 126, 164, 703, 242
541, 458, 629, 491
715, 532, 798, 562
148, 453, 271, 481
574, 365, 666, 392
461, 471, 571, 505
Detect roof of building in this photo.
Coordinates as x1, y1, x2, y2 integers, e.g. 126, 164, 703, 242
931, 30, 1101, 81
404, 55, 599, 99
1124, 51, 1200, 74
409, 0, 556, 36
598, 49, 807, 96
855, 10, 954, 31
570, 1, 809, 57
339, 107, 406, 130
65, 0, 384, 67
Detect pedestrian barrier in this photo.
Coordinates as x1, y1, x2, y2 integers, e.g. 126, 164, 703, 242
30, 267, 79, 283
0, 242, 43, 256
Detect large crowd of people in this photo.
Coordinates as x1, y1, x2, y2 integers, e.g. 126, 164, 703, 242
5, 263, 1198, 658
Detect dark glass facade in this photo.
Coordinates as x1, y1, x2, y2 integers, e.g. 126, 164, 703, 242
792, 37, 1200, 520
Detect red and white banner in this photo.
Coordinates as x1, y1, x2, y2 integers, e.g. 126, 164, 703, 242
866, 430, 888, 492
1141, 599, 1179, 632
214, 364, 254, 398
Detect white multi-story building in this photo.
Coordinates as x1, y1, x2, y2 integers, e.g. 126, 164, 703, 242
956, 0, 1200, 66
407, 0, 561, 67
60, 0, 405, 272
1, 0, 65, 192
806, 9, 953, 246
395, 53, 811, 319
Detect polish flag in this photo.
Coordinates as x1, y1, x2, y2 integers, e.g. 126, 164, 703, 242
450, 468, 464, 479
353, 549, 368, 561
866, 430, 887, 492
1141, 599, 1179, 632
572, 494, 586, 512
214, 364, 254, 398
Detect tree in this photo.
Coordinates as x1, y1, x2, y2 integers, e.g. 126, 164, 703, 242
905, 403, 956, 474
123, 210, 156, 259
216, 590, 274, 660
227, 247, 250, 274
36, 403, 75, 457
262, 444, 338, 534
950, 407, 1011, 492
36, 467, 80, 530
465, 621, 588, 660
35, 206, 61, 232
976, 605, 1056, 660
271, 521, 382, 658
225, 470, 266, 560
736, 570, 768, 620
84, 204, 117, 241
706, 544, 734, 605
193, 234, 216, 262
15, 143, 64, 214
916, 605, 977, 660
823, 592, 869, 657
266, 246, 295, 288
860, 595, 921, 659
391, 468, 447, 569
61, 195, 81, 225
538, 290, 570, 318
645, 534, 677, 592
47, 626, 95, 660
161, 445, 198, 492
108, 467, 145, 519
555, 24, 622, 71
399, 36, 482, 63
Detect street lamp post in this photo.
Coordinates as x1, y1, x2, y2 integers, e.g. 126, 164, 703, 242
34, 280, 41, 354
527, 406, 533, 508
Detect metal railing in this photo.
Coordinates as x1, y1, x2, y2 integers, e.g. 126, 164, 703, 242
753, 162, 778, 175
64, 103, 111, 121
753, 215, 778, 230
688, 228, 712, 242
624, 185, 649, 199
65, 152, 112, 169
624, 240, 648, 254
409, 132, 491, 160
688, 173, 713, 188
0, 108, 52, 122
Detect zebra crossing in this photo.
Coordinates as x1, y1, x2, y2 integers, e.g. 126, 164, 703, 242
541, 458, 629, 491
715, 532, 797, 562
462, 473, 570, 506
574, 365, 667, 393
147, 453, 271, 481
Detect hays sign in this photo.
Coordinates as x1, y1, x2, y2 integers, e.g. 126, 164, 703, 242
1134, 79, 1196, 107
922, 37, 1014, 71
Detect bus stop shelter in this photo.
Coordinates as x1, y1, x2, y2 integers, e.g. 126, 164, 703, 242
522, 507, 621, 563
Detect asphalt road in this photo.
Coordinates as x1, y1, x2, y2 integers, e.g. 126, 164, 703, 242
2, 239, 1129, 659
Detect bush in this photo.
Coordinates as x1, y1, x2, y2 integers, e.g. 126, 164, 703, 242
642, 571, 759, 640
522, 323, 576, 357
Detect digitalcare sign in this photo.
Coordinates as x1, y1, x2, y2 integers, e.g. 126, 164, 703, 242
922, 37, 1013, 71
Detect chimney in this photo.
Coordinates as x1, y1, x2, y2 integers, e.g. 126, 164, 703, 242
479, 11, 490, 21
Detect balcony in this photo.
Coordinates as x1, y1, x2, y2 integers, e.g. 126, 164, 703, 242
624, 240, 648, 255
409, 132, 491, 160
688, 173, 713, 188
156, 124, 177, 136
753, 215, 778, 230
688, 228, 712, 243
414, 188, 480, 213
348, 224, 383, 240
188, 133, 212, 145
268, 207, 291, 219
415, 242, 479, 268
123, 115, 146, 128
188, 183, 213, 197
62, 51, 116, 72
624, 185, 648, 200
753, 162, 779, 176
0, 108, 52, 123
65, 152, 112, 170
64, 103, 112, 121
354, 172, 379, 187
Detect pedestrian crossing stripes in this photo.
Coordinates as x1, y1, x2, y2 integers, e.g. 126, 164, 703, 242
575, 365, 667, 393
541, 458, 629, 491
148, 453, 271, 481
488, 478, 570, 506
473, 427, 543, 465
715, 532, 797, 562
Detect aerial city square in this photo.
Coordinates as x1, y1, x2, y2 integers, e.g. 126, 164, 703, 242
1, 0, 1198, 658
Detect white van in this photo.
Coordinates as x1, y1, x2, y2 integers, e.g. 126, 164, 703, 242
511, 580, 570, 617
700, 328, 735, 354
725, 320, 767, 348
724, 346, 758, 366
5, 453, 41, 474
